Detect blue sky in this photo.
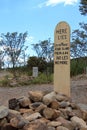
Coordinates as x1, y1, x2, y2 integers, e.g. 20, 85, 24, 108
0, 0, 87, 56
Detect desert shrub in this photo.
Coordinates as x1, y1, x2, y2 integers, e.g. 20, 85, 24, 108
0, 77, 10, 87
70, 57, 87, 76
31, 73, 53, 84
27, 56, 47, 72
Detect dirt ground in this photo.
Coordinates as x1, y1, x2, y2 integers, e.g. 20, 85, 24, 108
0, 75, 87, 107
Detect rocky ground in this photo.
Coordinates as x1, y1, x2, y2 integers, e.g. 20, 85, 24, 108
1, 90, 87, 130
0, 74, 87, 107
0, 74, 87, 130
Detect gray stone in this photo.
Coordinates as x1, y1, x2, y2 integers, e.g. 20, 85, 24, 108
19, 108, 34, 114
1, 123, 18, 130
56, 126, 69, 130
0, 106, 9, 119
43, 107, 60, 120
81, 109, 87, 121
29, 102, 43, 110
22, 109, 34, 118
0, 118, 7, 127
80, 127, 87, 130
7, 109, 20, 121
56, 116, 74, 130
23, 120, 48, 130
77, 103, 87, 111
49, 100, 60, 109
71, 116, 87, 128
10, 115, 29, 129
59, 101, 70, 108
48, 126, 55, 130
65, 107, 74, 118
24, 112, 42, 121
59, 109, 69, 119
35, 103, 47, 113
56, 93, 69, 102
70, 102, 79, 109
19, 96, 31, 107
43, 92, 56, 105
8, 98, 19, 110
72, 109, 83, 118
28, 91, 43, 102
47, 121, 61, 127
35, 117, 50, 124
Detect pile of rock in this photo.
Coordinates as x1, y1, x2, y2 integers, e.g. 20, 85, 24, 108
0, 91, 87, 130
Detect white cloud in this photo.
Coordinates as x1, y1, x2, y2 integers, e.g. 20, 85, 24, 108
38, 0, 78, 7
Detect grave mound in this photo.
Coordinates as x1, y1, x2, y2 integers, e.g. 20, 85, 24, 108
0, 91, 87, 130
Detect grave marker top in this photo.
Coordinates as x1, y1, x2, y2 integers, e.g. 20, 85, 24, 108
54, 21, 70, 96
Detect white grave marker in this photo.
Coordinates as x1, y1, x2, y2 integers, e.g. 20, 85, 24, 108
33, 67, 38, 77
54, 21, 70, 96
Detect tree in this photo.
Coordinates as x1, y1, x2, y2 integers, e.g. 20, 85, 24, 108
0, 32, 28, 68
0, 38, 5, 69
71, 22, 87, 58
0, 50, 4, 69
27, 56, 47, 72
79, 0, 87, 16
32, 38, 54, 62
71, 22, 87, 75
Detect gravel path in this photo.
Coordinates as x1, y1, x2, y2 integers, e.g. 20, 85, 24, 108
0, 79, 87, 107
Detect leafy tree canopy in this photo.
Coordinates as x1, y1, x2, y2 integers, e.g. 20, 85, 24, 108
79, 0, 87, 16
71, 22, 87, 58
0, 32, 28, 68
27, 56, 47, 72
32, 38, 54, 62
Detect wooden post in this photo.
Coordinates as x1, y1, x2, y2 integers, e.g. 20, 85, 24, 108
54, 21, 70, 96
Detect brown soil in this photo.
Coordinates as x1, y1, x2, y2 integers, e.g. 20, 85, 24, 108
0, 75, 87, 107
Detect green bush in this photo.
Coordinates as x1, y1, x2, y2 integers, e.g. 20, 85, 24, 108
0, 78, 10, 87
31, 73, 53, 84
27, 56, 47, 72
70, 57, 87, 76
